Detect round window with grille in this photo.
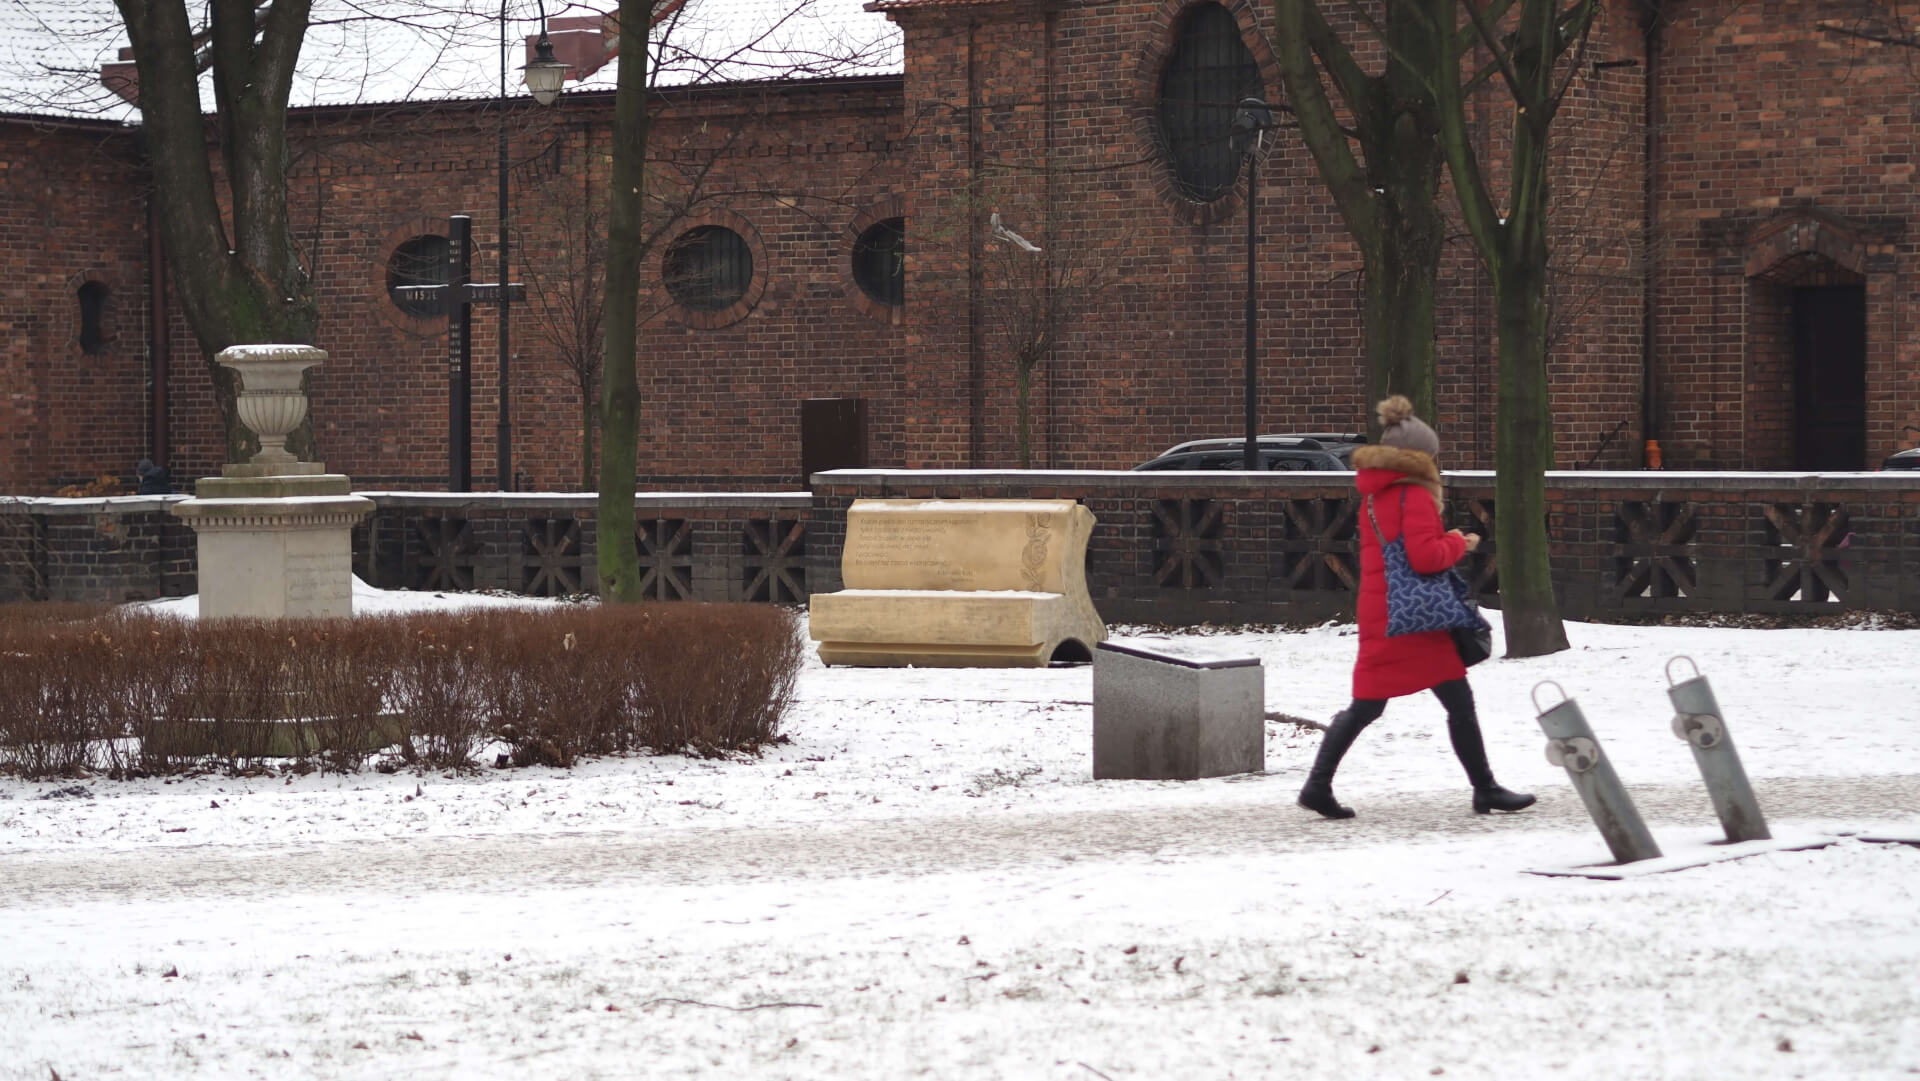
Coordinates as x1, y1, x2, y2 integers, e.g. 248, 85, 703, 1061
851, 217, 905, 309
663, 226, 754, 312
1155, 3, 1262, 203
386, 234, 450, 317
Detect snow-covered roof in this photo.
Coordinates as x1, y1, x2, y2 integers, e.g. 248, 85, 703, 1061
0, 0, 902, 123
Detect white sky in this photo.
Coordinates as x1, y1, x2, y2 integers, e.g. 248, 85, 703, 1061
0, 0, 902, 121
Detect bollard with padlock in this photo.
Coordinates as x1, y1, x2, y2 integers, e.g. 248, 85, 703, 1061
1534, 681, 1663, 864
1665, 656, 1770, 843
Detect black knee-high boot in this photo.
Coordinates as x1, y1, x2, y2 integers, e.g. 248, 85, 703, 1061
1297, 702, 1381, 819
1435, 679, 1535, 814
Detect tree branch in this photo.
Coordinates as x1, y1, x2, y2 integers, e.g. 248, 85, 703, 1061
1459, 0, 1526, 101
1276, 0, 1377, 239
1304, 1, 1375, 118
1816, 21, 1920, 48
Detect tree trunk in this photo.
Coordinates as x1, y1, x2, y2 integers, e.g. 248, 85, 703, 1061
1360, 224, 1440, 433
1491, 251, 1570, 657
118, 0, 319, 465
595, 0, 650, 601
1423, 0, 1581, 658
1272, 0, 1443, 435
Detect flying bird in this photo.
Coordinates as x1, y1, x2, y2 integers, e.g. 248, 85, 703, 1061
989, 212, 1042, 253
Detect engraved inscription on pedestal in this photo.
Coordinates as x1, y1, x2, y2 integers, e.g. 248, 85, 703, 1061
284, 552, 332, 606
844, 515, 977, 589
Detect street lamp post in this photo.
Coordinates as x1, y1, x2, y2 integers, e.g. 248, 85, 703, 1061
497, 5, 570, 491
1231, 98, 1272, 471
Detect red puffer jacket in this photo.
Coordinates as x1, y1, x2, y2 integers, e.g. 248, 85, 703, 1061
1349, 445, 1468, 699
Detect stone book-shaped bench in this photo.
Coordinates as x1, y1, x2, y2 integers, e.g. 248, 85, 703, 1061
809, 498, 1107, 667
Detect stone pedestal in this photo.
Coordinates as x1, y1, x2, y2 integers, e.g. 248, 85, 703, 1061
1092, 640, 1265, 780
809, 498, 1108, 667
167, 345, 374, 620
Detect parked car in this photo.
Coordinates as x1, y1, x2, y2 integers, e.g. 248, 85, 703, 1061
1883, 448, 1920, 471
1133, 434, 1365, 472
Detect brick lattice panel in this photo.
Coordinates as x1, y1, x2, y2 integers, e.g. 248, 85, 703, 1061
8, 478, 1920, 626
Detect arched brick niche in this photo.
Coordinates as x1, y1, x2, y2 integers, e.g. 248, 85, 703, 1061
374, 215, 457, 337
1132, 0, 1280, 227
1706, 205, 1904, 469
659, 208, 768, 330
839, 195, 907, 326
65, 270, 116, 355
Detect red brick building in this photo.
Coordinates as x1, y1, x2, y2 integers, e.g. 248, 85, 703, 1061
3, 0, 1918, 493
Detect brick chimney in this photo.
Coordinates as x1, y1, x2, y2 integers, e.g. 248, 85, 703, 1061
528, 14, 618, 83
101, 47, 139, 106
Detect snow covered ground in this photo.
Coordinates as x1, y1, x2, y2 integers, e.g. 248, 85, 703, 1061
2, 584, 1918, 1079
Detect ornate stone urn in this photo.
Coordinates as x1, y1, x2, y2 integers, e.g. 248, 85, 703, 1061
168, 344, 374, 619
222, 343, 322, 466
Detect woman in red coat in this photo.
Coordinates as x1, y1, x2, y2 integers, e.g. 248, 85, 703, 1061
1297, 396, 1536, 819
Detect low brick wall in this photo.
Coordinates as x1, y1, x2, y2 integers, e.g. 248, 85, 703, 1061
808, 470, 1920, 624
354, 492, 814, 603
0, 495, 196, 604
0, 492, 814, 606
7, 472, 1919, 621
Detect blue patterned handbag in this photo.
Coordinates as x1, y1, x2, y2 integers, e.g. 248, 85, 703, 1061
1366, 489, 1490, 639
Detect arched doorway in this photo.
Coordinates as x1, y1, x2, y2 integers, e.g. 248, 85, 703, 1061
1790, 284, 1865, 471
1736, 206, 1887, 471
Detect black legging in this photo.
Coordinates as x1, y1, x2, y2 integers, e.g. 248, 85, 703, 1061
1337, 678, 1493, 789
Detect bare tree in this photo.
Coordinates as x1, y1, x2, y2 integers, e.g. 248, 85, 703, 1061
1418, 0, 1599, 657
1273, 0, 1451, 430
108, 0, 320, 463
516, 155, 607, 491
980, 209, 1118, 469
597, 0, 896, 601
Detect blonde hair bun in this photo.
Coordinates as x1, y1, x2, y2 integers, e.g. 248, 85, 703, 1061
1376, 394, 1416, 428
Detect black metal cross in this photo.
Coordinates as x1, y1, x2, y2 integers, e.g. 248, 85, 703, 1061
390, 214, 525, 493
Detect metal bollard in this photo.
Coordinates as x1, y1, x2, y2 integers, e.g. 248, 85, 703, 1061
1534, 681, 1663, 864
1666, 656, 1770, 843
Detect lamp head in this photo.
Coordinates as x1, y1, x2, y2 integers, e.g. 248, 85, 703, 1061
1229, 96, 1272, 156
522, 33, 569, 106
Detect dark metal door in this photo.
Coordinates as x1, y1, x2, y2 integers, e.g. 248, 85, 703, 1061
1792, 285, 1866, 470
800, 397, 867, 487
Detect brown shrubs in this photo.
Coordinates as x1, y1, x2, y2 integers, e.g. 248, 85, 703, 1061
0, 601, 803, 778
628, 604, 805, 757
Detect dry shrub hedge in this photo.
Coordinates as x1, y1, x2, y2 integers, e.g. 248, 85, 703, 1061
0, 602, 803, 778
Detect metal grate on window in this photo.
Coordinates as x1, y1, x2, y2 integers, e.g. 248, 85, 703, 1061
1155, 3, 1262, 203
387, 234, 450, 317
664, 225, 754, 313
851, 217, 905, 308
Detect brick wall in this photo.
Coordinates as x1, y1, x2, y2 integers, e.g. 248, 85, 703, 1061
3, 78, 909, 494
0, 119, 153, 492
886, 0, 1650, 475
1653, 2, 1920, 469
275, 78, 911, 494
7, 1, 1920, 490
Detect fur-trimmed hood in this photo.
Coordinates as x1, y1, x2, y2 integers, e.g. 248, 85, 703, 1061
1352, 444, 1443, 507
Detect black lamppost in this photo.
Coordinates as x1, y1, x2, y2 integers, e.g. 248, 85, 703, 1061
497, 6, 569, 491
1231, 97, 1272, 471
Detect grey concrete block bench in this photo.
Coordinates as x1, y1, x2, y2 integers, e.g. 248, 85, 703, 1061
1091, 640, 1265, 780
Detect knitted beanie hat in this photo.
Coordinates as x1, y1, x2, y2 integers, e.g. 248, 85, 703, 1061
1376, 395, 1440, 458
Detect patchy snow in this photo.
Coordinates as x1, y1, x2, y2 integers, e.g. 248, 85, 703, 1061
856, 500, 1081, 514
3, 586, 1919, 1079
128, 574, 561, 622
